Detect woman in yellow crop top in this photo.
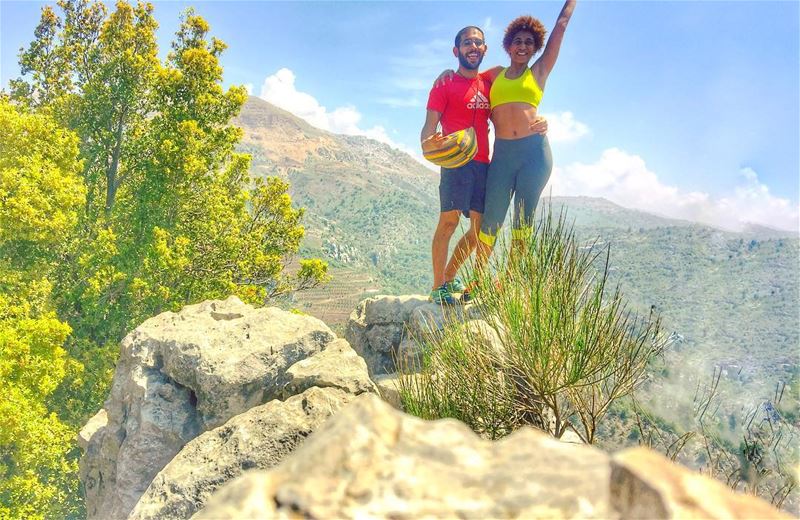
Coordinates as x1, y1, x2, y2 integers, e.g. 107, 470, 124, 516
475, 0, 577, 272
436, 1, 576, 294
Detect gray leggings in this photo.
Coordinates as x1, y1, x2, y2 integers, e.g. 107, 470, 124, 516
479, 133, 552, 245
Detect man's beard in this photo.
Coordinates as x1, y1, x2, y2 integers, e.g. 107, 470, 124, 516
458, 51, 483, 70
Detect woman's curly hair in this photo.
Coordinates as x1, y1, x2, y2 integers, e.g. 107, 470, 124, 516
502, 15, 547, 54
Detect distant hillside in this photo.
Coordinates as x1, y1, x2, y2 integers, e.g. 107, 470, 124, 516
235, 96, 439, 296
234, 97, 799, 414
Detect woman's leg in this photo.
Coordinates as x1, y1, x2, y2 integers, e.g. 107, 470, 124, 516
511, 134, 553, 256
479, 138, 519, 261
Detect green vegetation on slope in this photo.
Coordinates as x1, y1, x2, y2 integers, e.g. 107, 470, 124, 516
2, 1, 326, 516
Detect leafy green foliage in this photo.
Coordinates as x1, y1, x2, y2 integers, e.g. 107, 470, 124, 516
0, 99, 83, 519
9, 0, 327, 428
0, 99, 84, 252
3, 1, 328, 515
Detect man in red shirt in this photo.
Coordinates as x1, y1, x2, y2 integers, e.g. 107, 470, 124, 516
421, 26, 493, 304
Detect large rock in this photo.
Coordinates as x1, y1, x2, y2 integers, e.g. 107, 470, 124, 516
193, 394, 789, 520
130, 338, 378, 520
610, 447, 787, 519
80, 297, 336, 520
345, 295, 480, 375
193, 393, 613, 519
129, 386, 359, 520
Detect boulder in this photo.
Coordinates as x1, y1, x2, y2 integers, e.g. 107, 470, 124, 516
130, 338, 376, 519
193, 394, 789, 520
345, 295, 480, 375
610, 447, 788, 519
371, 372, 427, 410
80, 297, 336, 520
282, 338, 378, 397
129, 386, 360, 520
345, 295, 427, 375
193, 393, 614, 519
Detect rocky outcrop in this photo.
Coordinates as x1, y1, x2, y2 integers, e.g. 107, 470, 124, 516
129, 387, 357, 520
345, 294, 481, 375
80, 297, 337, 520
193, 394, 789, 520
78, 294, 791, 520
610, 447, 785, 518
128, 338, 377, 520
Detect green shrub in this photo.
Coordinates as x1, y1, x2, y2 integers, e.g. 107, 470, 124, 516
399, 208, 668, 442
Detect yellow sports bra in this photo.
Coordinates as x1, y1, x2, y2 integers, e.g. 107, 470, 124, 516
489, 68, 543, 109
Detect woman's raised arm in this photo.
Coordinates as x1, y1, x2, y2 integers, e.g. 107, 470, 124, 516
532, 0, 576, 89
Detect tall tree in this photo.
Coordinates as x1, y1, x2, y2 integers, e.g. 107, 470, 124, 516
11, 0, 327, 425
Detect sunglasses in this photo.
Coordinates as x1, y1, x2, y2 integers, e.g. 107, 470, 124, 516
460, 38, 485, 48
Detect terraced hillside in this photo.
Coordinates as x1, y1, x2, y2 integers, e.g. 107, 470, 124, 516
235, 96, 438, 295
290, 266, 381, 324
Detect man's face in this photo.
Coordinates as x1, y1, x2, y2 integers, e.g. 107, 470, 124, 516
454, 28, 486, 70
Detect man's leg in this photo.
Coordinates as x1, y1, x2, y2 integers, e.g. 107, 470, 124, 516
444, 210, 482, 282
431, 209, 461, 290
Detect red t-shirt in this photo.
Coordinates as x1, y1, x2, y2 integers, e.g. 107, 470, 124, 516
426, 72, 492, 164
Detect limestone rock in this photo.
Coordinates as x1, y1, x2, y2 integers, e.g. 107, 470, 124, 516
610, 447, 790, 519
407, 301, 482, 338
281, 338, 378, 397
372, 372, 402, 409
193, 393, 614, 519
363, 295, 428, 323
128, 386, 359, 520
80, 296, 335, 520
78, 409, 107, 451
371, 372, 424, 410
194, 394, 789, 520
344, 295, 428, 375
345, 295, 486, 375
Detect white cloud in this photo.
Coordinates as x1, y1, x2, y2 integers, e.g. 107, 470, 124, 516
243, 83, 253, 95
540, 111, 590, 143
548, 148, 799, 232
259, 68, 414, 153
260, 68, 330, 129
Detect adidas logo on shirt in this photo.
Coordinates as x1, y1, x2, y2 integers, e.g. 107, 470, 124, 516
467, 91, 490, 110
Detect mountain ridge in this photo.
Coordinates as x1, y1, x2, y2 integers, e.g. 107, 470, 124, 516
237, 96, 798, 238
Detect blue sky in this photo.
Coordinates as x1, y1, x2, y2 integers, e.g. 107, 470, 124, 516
2, 1, 798, 232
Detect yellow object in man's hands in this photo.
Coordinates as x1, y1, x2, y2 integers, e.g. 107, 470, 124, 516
422, 127, 477, 169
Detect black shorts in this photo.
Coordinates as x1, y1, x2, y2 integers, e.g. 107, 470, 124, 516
439, 160, 488, 217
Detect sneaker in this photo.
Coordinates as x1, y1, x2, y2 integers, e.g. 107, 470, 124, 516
444, 278, 467, 294
429, 283, 457, 305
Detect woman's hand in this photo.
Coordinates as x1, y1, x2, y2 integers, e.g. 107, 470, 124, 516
421, 132, 447, 153
434, 69, 455, 87
530, 116, 548, 135
532, 0, 576, 89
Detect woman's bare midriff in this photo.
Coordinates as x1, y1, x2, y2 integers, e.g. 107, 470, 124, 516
491, 102, 539, 139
